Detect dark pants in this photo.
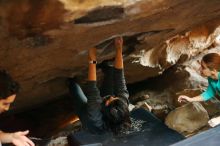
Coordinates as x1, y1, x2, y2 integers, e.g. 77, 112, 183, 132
68, 81, 88, 127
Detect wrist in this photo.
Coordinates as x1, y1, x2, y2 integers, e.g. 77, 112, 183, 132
0, 132, 13, 143
88, 60, 97, 64
116, 46, 123, 50
8, 133, 14, 143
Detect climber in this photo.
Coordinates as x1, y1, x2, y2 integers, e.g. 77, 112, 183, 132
178, 53, 220, 127
68, 37, 131, 134
0, 70, 35, 146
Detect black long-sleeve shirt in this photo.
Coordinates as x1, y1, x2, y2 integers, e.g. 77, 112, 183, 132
85, 68, 129, 133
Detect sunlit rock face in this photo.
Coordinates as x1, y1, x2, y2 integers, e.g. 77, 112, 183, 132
0, 0, 220, 110
132, 25, 220, 71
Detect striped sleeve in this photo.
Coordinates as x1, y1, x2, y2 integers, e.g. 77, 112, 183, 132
113, 68, 129, 105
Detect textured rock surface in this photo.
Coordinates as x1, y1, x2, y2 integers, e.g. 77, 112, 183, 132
165, 102, 209, 133
1, 0, 220, 110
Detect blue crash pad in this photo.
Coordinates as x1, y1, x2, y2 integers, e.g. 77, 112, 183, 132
68, 108, 184, 146
171, 125, 220, 146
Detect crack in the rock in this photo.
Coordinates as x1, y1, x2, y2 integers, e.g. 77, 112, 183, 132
74, 6, 124, 24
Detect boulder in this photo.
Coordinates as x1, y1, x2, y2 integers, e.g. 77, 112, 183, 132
165, 102, 209, 133
1, 0, 220, 110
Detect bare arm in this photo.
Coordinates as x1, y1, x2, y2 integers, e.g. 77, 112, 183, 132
88, 48, 97, 81
178, 77, 217, 103
0, 131, 12, 143
86, 48, 104, 131
178, 95, 204, 103
191, 95, 204, 102
113, 37, 129, 102
114, 37, 123, 69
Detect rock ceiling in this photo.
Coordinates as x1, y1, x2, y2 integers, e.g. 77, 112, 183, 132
0, 0, 220, 110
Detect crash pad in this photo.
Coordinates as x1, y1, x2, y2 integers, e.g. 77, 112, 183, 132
171, 125, 220, 146
68, 108, 184, 146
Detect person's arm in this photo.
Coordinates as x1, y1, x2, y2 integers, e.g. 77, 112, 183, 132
86, 48, 104, 130
178, 89, 214, 103
178, 95, 204, 102
0, 131, 13, 144
113, 37, 129, 103
178, 78, 216, 103
86, 48, 100, 103
114, 37, 124, 69
88, 47, 97, 81
0, 130, 34, 146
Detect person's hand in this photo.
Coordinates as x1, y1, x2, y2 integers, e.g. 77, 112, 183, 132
88, 48, 97, 61
114, 37, 123, 50
11, 130, 35, 146
178, 95, 192, 103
